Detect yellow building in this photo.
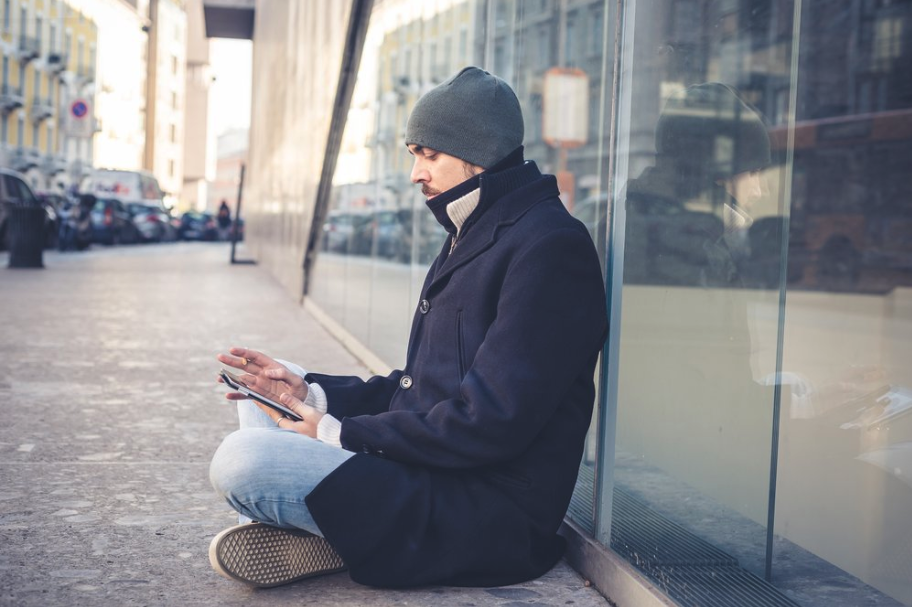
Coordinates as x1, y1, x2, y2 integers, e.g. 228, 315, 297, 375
0, 0, 97, 192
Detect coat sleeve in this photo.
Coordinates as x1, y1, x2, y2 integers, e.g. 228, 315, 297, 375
305, 371, 403, 419
337, 225, 608, 468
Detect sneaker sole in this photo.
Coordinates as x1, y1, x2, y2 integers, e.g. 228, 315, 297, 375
209, 524, 347, 588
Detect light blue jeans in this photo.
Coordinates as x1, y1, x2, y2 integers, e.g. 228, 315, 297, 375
209, 361, 354, 536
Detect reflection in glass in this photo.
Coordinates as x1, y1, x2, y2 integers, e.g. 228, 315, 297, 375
610, 0, 912, 605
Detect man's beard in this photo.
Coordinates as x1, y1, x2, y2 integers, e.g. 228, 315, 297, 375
421, 184, 441, 198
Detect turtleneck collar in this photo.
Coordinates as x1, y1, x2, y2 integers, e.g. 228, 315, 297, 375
425, 146, 526, 234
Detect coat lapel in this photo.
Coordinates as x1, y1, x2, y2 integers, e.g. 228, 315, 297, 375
425, 174, 560, 297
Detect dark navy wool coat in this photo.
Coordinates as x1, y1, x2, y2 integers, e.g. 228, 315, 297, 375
305, 161, 608, 588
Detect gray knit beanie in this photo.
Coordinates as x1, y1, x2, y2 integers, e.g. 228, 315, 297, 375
405, 67, 524, 169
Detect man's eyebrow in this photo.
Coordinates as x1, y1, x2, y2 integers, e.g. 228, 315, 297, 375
408, 145, 438, 157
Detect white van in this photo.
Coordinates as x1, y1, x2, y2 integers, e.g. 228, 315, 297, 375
80, 169, 166, 208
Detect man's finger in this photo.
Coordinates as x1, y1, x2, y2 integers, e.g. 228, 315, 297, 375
264, 366, 303, 388
229, 347, 268, 367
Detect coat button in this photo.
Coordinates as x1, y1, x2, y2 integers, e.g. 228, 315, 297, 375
419, 299, 430, 314
362, 445, 371, 454
399, 375, 413, 389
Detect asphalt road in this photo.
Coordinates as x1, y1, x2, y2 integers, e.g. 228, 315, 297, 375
0, 242, 608, 607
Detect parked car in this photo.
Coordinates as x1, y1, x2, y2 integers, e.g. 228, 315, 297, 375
89, 196, 141, 245
178, 211, 218, 241
0, 168, 57, 251
80, 169, 167, 208
372, 209, 412, 261
322, 210, 373, 255
127, 203, 178, 243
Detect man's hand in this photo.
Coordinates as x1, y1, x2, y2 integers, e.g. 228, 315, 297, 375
217, 347, 318, 435
268, 392, 325, 438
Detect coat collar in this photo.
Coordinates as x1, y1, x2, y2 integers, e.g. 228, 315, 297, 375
425, 146, 526, 234
425, 162, 559, 296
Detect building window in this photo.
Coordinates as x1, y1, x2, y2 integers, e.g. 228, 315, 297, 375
565, 12, 577, 67
537, 25, 550, 68
33, 69, 40, 96
3, 0, 10, 31
16, 114, 23, 146
31, 121, 38, 148
589, 8, 604, 56
170, 123, 176, 143
172, 55, 178, 75
443, 36, 452, 73
46, 122, 53, 151
168, 159, 175, 177
2, 55, 8, 87
49, 22, 55, 53
35, 15, 42, 51
171, 91, 177, 109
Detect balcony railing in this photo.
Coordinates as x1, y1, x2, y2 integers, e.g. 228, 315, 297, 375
46, 52, 69, 74
42, 153, 68, 175
17, 36, 40, 62
10, 146, 43, 172
76, 65, 94, 83
29, 96, 54, 122
0, 83, 24, 113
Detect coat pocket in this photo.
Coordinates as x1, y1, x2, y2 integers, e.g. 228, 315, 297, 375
456, 309, 467, 379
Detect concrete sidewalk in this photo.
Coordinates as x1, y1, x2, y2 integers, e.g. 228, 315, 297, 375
0, 243, 609, 607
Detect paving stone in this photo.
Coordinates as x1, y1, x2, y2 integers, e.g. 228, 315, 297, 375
0, 243, 607, 607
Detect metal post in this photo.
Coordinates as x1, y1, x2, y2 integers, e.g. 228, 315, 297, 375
230, 163, 255, 265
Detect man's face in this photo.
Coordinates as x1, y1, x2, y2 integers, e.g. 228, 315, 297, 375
722, 169, 764, 208
408, 144, 482, 199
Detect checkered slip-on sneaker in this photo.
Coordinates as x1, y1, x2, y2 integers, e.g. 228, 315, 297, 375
209, 523, 347, 588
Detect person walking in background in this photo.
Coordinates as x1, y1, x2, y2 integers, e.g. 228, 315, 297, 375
216, 199, 232, 241
208, 67, 608, 590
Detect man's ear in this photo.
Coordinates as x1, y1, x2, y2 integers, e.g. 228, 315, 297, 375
463, 162, 484, 178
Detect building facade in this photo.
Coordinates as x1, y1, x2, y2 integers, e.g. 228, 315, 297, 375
144, 0, 186, 202
181, 0, 211, 210
0, 0, 99, 193
65, 0, 149, 181
210, 1, 912, 605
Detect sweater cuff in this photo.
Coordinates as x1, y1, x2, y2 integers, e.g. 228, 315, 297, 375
303, 382, 328, 413
316, 414, 343, 447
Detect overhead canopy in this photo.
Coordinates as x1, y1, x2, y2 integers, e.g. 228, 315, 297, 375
202, 0, 255, 39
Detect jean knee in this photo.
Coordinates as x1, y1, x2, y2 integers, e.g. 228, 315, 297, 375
209, 430, 266, 499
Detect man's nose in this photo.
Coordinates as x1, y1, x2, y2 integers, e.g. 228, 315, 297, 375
410, 161, 428, 184
749, 173, 763, 196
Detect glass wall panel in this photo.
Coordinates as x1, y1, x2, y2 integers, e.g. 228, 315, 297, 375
611, 0, 788, 582
772, 0, 912, 605
309, 0, 618, 535
608, 0, 912, 605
